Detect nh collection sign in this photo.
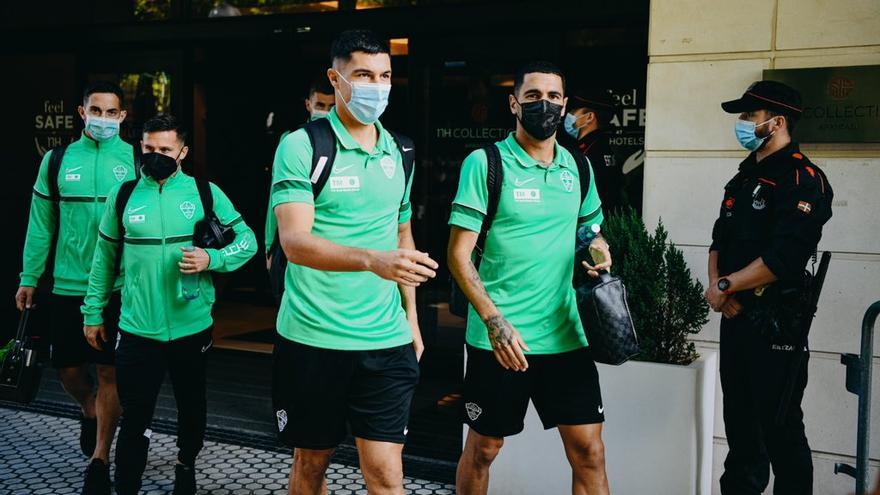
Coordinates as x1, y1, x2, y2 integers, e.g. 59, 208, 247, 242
764, 65, 880, 143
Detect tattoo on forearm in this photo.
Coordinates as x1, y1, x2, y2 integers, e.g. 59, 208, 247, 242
466, 261, 490, 300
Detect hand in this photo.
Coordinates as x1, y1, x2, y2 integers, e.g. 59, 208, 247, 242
583, 237, 612, 278
721, 297, 743, 319
83, 325, 106, 351
266, 254, 272, 271
15, 286, 36, 311
484, 314, 530, 371
407, 315, 425, 361
704, 282, 728, 312
369, 249, 439, 287
179, 247, 211, 274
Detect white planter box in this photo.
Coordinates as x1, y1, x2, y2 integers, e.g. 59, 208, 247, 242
464, 351, 718, 495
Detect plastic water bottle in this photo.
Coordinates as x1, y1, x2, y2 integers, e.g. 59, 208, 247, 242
576, 223, 602, 252
181, 246, 201, 301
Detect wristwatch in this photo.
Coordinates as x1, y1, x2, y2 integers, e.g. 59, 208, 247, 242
717, 278, 734, 295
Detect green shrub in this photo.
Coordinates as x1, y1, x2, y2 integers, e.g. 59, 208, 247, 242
600, 207, 709, 366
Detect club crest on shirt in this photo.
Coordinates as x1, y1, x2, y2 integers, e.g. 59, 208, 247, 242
180, 201, 196, 219
465, 402, 482, 421
380, 156, 396, 179
113, 165, 128, 182
560, 170, 575, 193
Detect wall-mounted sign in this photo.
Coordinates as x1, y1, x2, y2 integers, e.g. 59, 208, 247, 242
34, 98, 77, 157
763, 65, 880, 142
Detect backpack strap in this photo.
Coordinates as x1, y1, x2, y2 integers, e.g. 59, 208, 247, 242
195, 178, 215, 220
565, 144, 592, 206
303, 118, 337, 199
387, 130, 415, 205
47, 144, 69, 203
114, 179, 139, 274
132, 146, 142, 179
475, 143, 503, 263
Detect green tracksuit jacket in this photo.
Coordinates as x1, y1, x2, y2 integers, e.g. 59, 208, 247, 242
81, 170, 256, 341
20, 132, 136, 295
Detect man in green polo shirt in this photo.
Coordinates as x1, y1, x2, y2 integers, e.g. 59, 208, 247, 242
16, 81, 136, 494
449, 61, 612, 495
82, 113, 256, 495
270, 30, 438, 495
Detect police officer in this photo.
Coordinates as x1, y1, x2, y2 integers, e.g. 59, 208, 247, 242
265, 75, 335, 303
706, 80, 833, 494
450, 61, 611, 495
16, 81, 137, 494
82, 113, 256, 495
562, 89, 626, 214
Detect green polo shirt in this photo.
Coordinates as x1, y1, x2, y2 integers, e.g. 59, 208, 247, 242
449, 132, 603, 355
270, 108, 413, 351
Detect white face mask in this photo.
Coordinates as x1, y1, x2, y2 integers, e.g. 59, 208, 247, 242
335, 71, 391, 125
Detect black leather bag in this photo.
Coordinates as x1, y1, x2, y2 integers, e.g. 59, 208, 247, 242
0, 309, 43, 404
576, 271, 639, 365
193, 178, 235, 249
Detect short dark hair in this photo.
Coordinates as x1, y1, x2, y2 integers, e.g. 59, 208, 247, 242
331, 30, 390, 64
768, 109, 799, 134
309, 75, 334, 97
513, 61, 565, 97
83, 81, 125, 107
143, 113, 187, 143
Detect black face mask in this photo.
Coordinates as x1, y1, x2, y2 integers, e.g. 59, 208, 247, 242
142, 151, 180, 181
516, 98, 564, 141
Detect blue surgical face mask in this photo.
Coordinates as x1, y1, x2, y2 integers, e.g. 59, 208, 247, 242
564, 112, 586, 139
309, 110, 329, 121
735, 117, 775, 151
335, 71, 391, 125
84, 114, 121, 142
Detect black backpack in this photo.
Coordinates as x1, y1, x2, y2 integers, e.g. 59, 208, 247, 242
112, 175, 230, 273
448, 143, 593, 318
267, 118, 416, 302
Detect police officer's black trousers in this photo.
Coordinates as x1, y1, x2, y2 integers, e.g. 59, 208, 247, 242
114, 328, 212, 495
719, 315, 813, 494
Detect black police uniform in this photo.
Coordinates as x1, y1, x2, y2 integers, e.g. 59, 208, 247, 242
711, 140, 833, 494
576, 128, 625, 214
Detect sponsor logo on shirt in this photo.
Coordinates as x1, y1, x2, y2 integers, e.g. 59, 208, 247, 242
329, 176, 361, 192
180, 201, 196, 220
129, 214, 146, 224
513, 188, 541, 203
332, 164, 355, 175
513, 177, 535, 187
380, 156, 396, 179
560, 170, 575, 193
113, 165, 128, 182
65, 166, 82, 181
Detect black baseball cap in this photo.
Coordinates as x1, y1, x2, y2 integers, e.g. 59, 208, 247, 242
569, 88, 616, 112
721, 80, 803, 116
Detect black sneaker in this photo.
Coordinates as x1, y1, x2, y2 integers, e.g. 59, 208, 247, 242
172, 464, 196, 495
79, 415, 97, 457
81, 458, 111, 495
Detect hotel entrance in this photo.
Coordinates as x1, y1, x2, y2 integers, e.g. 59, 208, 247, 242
1, 0, 649, 470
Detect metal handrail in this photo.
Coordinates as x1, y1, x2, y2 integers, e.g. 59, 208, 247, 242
835, 300, 879, 494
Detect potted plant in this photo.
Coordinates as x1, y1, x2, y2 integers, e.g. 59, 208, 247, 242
482, 208, 716, 495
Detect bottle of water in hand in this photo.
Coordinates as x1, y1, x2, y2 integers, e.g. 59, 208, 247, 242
181, 246, 201, 301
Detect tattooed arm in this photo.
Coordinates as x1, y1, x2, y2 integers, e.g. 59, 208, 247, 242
448, 226, 530, 371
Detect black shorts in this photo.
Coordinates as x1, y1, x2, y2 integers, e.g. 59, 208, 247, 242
272, 336, 420, 450
48, 293, 121, 369
463, 345, 604, 438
